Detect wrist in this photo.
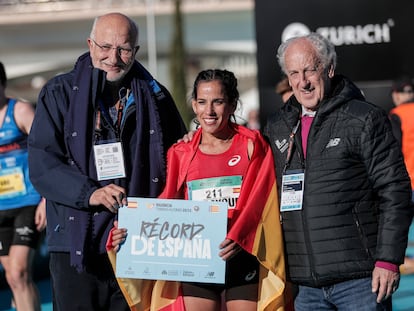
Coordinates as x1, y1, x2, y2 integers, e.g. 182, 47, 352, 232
375, 261, 399, 273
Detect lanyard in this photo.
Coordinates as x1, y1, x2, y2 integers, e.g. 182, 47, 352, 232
95, 87, 130, 142
283, 119, 300, 174
117, 87, 128, 131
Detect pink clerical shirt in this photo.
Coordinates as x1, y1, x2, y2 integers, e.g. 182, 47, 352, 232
301, 115, 314, 158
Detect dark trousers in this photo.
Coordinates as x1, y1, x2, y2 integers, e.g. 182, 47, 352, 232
49, 252, 129, 311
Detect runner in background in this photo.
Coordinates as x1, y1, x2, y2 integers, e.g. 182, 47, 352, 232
0, 61, 46, 311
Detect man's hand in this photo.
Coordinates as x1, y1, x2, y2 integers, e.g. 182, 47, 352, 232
371, 266, 400, 303
89, 184, 127, 213
35, 198, 47, 231
177, 130, 195, 143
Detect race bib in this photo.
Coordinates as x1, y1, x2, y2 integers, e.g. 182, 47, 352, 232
187, 176, 242, 210
0, 167, 26, 198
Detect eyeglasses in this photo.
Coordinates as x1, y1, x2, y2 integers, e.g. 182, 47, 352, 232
90, 38, 139, 58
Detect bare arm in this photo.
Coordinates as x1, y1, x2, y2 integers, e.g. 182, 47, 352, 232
13, 100, 35, 135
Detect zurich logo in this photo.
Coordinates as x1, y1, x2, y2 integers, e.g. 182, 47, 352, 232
281, 23, 311, 42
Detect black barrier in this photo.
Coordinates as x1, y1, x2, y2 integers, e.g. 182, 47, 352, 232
255, 0, 414, 122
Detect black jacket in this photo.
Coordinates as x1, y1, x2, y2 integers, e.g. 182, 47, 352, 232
264, 75, 413, 287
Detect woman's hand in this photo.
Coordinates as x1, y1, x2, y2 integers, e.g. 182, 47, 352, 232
219, 238, 242, 261
111, 220, 128, 252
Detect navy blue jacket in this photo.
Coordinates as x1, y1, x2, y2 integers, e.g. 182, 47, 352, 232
28, 53, 186, 270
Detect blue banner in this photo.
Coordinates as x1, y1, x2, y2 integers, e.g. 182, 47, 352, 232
116, 197, 228, 284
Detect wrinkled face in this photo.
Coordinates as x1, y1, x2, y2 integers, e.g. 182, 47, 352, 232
285, 39, 333, 111
192, 80, 235, 136
88, 15, 138, 82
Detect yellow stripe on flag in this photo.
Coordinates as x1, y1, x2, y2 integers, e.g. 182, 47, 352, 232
128, 201, 138, 208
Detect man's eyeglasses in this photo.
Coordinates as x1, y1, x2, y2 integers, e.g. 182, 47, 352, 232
90, 38, 139, 58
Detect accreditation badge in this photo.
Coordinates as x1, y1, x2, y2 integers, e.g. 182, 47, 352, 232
93, 141, 126, 181
280, 169, 304, 212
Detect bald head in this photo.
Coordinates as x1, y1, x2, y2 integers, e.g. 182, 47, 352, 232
90, 13, 139, 47
88, 12, 139, 82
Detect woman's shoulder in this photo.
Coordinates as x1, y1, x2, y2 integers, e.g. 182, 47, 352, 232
234, 124, 264, 142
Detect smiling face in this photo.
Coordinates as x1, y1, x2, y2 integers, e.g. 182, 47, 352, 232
88, 13, 138, 82
285, 38, 333, 112
192, 80, 236, 138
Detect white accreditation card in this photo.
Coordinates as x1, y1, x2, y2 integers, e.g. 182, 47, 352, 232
93, 141, 126, 180
280, 170, 304, 212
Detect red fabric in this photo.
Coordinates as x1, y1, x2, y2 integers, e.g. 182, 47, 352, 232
160, 124, 276, 253
375, 261, 399, 273
184, 133, 249, 219
158, 290, 185, 311
106, 227, 116, 251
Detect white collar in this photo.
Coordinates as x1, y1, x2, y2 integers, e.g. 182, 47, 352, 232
301, 106, 316, 117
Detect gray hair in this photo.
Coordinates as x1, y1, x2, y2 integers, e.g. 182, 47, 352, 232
277, 32, 337, 75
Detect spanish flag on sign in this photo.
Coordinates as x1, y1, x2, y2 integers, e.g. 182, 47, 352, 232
209, 205, 220, 213
232, 187, 241, 194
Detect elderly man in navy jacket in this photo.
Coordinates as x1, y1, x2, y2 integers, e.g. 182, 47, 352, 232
28, 13, 186, 311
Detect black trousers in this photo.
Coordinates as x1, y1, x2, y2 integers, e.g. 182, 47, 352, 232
49, 252, 129, 311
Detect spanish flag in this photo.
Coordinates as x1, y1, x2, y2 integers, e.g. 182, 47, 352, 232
107, 124, 287, 310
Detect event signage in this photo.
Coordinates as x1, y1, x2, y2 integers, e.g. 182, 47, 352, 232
255, 0, 414, 116
116, 197, 228, 284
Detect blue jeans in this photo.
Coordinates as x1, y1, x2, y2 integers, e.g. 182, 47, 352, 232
295, 277, 392, 311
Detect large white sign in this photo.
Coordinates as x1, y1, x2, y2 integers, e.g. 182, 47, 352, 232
116, 197, 228, 284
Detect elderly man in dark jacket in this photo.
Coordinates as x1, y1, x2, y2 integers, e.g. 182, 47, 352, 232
263, 32, 413, 311
28, 13, 186, 311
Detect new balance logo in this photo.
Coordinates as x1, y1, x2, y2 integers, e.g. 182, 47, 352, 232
326, 138, 341, 148
275, 139, 288, 153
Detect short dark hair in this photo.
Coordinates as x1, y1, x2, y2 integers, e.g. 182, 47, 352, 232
0, 62, 6, 87
392, 75, 414, 93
